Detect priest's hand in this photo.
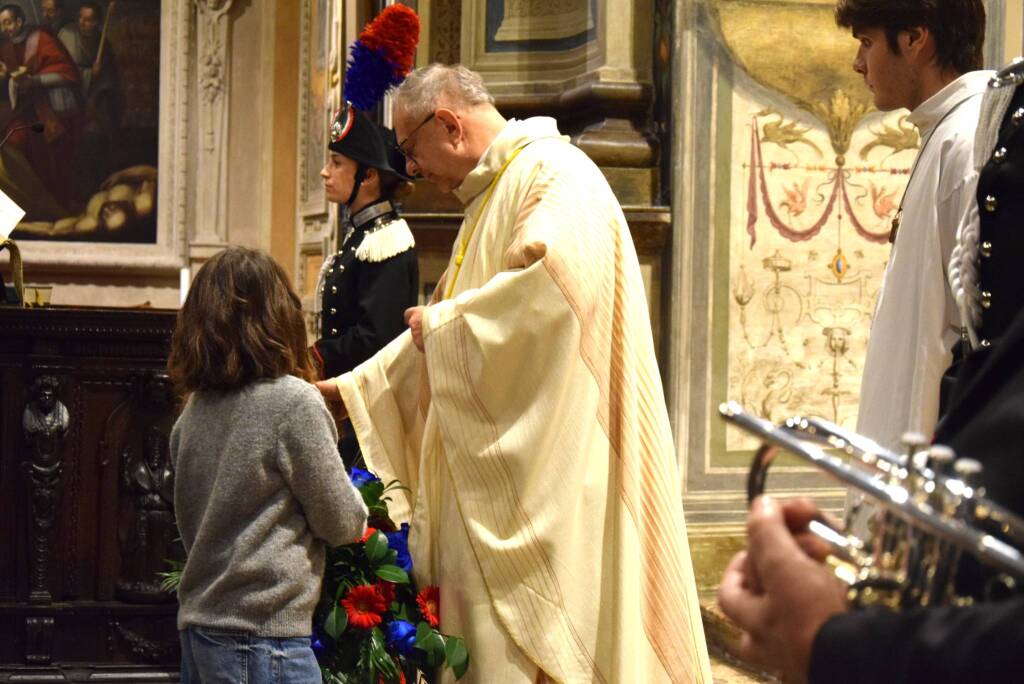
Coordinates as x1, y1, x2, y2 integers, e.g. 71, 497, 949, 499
315, 379, 348, 428
717, 496, 848, 683
405, 306, 426, 352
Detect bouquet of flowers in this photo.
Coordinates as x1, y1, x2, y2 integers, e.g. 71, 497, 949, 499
159, 464, 469, 682
315, 467, 469, 683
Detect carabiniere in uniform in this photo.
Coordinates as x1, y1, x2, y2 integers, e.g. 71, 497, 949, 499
975, 59, 1024, 349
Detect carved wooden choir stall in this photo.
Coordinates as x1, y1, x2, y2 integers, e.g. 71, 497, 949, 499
0, 306, 181, 680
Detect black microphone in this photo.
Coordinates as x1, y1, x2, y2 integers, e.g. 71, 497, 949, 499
0, 122, 44, 149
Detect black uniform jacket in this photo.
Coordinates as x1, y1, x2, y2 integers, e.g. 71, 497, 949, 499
313, 203, 419, 379
969, 83, 1024, 346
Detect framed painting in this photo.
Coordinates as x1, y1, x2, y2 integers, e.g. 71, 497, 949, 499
4, 0, 158, 243
5, 0, 190, 273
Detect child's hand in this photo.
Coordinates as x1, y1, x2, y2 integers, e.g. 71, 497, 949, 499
315, 380, 347, 423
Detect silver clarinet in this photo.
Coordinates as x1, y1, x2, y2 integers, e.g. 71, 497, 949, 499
720, 400, 1024, 608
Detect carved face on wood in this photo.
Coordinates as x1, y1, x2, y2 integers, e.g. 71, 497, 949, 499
31, 377, 60, 414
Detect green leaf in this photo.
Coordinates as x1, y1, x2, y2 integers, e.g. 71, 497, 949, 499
323, 604, 347, 640
383, 479, 411, 495
374, 564, 409, 584
360, 480, 385, 506
445, 636, 470, 679
369, 627, 399, 680
364, 531, 389, 564
414, 621, 446, 666
156, 558, 185, 594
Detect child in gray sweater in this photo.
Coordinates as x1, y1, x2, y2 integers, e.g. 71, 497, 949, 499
168, 246, 367, 683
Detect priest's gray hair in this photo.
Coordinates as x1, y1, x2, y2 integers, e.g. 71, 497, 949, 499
394, 64, 495, 121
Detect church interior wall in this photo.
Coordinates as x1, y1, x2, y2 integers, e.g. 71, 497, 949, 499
224, 0, 267, 253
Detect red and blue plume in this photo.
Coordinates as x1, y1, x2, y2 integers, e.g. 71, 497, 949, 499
344, 4, 420, 111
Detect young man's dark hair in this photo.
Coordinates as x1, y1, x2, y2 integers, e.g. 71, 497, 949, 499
835, 0, 986, 74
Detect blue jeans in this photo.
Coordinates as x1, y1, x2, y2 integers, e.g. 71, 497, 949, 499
179, 627, 322, 683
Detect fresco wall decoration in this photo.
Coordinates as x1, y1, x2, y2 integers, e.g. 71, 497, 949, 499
724, 97, 917, 452
701, 0, 919, 461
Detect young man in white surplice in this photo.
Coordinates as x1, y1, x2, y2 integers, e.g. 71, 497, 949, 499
840, 0, 992, 453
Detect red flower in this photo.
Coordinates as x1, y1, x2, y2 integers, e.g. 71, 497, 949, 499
341, 584, 387, 629
375, 581, 396, 607
360, 527, 377, 544
416, 586, 440, 628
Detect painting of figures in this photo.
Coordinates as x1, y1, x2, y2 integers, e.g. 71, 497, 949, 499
1, 0, 159, 243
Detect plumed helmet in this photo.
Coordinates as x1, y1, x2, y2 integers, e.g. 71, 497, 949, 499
327, 5, 420, 181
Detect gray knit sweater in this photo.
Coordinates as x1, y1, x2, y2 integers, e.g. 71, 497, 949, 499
170, 374, 367, 636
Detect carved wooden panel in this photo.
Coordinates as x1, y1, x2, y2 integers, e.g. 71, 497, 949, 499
0, 306, 181, 677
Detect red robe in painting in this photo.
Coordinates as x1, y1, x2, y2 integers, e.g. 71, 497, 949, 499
0, 29, 81, 211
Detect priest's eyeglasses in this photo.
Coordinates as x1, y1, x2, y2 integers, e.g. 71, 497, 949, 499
395, 111, 435, 165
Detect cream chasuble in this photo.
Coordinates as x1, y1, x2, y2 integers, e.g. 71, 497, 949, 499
336, 117, 711, 683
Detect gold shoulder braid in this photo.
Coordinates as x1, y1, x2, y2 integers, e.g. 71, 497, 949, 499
0, 238, 23, 306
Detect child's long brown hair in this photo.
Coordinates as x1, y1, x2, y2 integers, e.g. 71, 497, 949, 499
167, 246, 315, 395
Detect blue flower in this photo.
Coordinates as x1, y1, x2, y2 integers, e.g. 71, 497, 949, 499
349, 467, 380, 488
385, 523, 413, 573
311, 633, 326, 664
384, 619, 417, 657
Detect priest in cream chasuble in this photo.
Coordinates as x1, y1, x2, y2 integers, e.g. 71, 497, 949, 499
326, 66, 711, 684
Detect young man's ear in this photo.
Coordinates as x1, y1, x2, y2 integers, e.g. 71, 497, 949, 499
900, 26, 931, 60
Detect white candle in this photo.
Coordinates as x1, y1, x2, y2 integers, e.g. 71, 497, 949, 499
179, 266, 191, 305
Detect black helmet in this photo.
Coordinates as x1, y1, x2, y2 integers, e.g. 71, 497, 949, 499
328, 104, 412, 181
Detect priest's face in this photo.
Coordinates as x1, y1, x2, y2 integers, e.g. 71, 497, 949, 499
321, 152, 359, 206
393, 107, 464, 194
0, 10, 23, 40
852, 27, 914, 112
